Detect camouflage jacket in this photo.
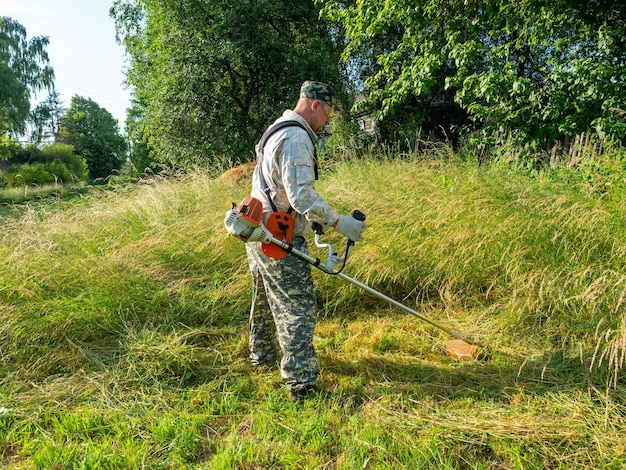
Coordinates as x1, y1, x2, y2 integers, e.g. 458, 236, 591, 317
251, 110, 339, 236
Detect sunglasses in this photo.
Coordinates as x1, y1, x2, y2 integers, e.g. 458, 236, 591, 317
320, 101, 335, 118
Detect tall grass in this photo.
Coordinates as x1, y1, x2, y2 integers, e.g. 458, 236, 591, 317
2, 153, 626, 468
0, 181, 86, 206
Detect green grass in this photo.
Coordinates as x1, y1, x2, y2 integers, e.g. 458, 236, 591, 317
2, 154, 626, 468
0, 181, 87, 207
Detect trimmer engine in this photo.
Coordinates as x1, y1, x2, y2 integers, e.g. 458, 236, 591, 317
223, 196, 273, 243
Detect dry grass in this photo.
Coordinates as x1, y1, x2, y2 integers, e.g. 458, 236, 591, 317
217, 160, 256, 185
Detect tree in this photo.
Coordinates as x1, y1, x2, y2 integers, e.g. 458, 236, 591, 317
0, 17, 54, 135
124, 98, 155, 175
319, 0, 626, 145
59, 96, 128, 180
29, 90, 65, 143
111, 0, 344, 167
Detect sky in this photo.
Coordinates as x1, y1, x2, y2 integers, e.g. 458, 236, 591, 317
3, 0, 132, 129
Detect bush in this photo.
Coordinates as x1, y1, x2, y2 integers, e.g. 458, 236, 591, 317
41, 143, 88, 180
0, 143, 89, 187
3, 162, 73, 186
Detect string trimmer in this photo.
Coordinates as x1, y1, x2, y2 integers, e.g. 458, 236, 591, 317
224, 196, 481, 359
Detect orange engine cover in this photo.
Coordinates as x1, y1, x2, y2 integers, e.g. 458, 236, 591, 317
238, 196, 264, 225
262, 211, 294, 259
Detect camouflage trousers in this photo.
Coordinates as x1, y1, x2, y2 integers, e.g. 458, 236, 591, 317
245, 236, 319, 390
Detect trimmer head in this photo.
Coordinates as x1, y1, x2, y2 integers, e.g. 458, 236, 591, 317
445, 339, 478, 360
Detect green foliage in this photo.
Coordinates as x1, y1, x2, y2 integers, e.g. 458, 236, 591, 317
0, 142, 87, 188
0, 17, 54, 136
58, 96, 127, 180
29, 90, 64, 143
111, 0, 344, 167
0, 143, 84, 189
4, 161, 70, 186
41, 143, 88, 180
319, 109, 375, 160
319, 0, 626, 146
0, 134, 20, 160
124, 99, 157, 175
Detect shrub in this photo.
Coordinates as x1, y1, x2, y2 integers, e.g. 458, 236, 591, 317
4, 162, 72, 186
1, 143, 88, 187
41, 143, 88, 180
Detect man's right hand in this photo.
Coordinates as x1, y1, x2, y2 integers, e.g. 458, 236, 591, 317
334, 215, 366, 242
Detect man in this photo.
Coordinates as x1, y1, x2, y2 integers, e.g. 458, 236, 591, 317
246, 81, 366, 402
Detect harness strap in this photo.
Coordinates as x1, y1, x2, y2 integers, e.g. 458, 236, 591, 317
256, 120, 318, 213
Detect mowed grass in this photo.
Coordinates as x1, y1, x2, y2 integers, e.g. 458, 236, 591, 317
2, 155, 626, 468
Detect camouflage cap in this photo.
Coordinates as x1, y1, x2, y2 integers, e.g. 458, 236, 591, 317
300, 81, 341, 112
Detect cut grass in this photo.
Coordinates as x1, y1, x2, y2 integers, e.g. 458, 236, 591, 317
2, 155, 626, 468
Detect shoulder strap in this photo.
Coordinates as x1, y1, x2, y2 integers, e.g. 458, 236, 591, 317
256, 120, 319, 213
257, 120, 318, 179
258, 120, 305, 153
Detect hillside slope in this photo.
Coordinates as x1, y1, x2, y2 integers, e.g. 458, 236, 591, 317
1, 160, 626, 468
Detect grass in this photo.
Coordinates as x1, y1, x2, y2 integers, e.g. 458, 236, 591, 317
2, 152, 626, 468
0, 181, 87, 208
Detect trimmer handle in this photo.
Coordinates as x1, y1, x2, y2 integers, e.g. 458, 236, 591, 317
347, 210, 366, 247
313, 210, 365, 237
312, 222, 324, 235
352, 210, 366, 222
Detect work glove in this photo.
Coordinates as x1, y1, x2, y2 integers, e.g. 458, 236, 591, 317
334, 215, 366, 242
